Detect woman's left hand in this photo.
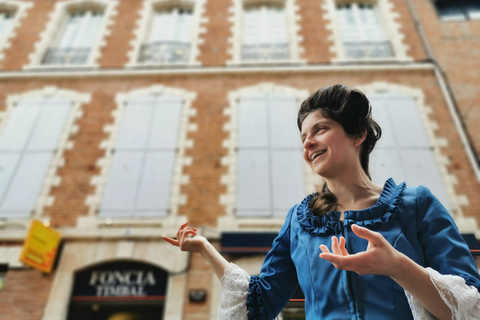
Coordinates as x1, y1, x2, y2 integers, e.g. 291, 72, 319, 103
319, 224, 402, 277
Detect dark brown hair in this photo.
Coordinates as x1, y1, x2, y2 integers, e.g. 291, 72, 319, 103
298, 84, 382, 216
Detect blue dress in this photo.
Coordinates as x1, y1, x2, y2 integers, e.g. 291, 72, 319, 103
246, 179, 480, 320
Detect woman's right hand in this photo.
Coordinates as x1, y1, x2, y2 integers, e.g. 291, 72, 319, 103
163, 222, 208, 254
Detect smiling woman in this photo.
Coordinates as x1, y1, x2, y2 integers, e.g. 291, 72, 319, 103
164, 85, 480, 320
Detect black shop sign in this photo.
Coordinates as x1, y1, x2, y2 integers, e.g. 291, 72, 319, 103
71, 260, 168, 302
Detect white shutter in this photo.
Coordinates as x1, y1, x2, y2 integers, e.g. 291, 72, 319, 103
115, 99, 154, 150
176, 9, 193, 43
0, 153, 51, 216
0, 11, 13, 39
100, 97, 183, 217
148, 97, 183, 149
27, 100, 71, 151
238, 96, 268, 148
77, 11, 103, 47
369, 93, 450, 209
236, 149, 270, 216
271, 150, 304, 217
0, 99, 72, 218
236, 94, 305, 217
0, 101, 40, 151
269, 96, 299, 148
100, 152, 143, 216
136, 150, 175, 216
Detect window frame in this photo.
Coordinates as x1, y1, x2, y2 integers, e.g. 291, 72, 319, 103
25, 0, 118, 69
219, 83, 321, 231
323, 0, 411, 62
0, 86, 89, 222
228, 0, 304, 65
84, 85, 196, 229
127, 0, 206, 67
434, 0, 480, 21
0, 1, 33, 63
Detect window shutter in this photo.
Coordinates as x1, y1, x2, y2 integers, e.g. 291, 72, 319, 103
100, 97, 183, 217
237, 96, 270, 216
0, 99, 72, 218
0, 11, 13, 38
100, 152, 144, 216
236, 95, 305, 217
369, 93, 450, 209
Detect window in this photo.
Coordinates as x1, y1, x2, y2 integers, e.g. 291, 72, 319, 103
435, 0, 480, 21
42, 8, 104, 65
336, 3, 394, 59
241, 4, 289, 62
0, 99, 73, 218
138, 6, 193, 64
369, 93, 450, 208
99, 96, 184, 217
236, 94, 305, 217
0, 9, 15, 40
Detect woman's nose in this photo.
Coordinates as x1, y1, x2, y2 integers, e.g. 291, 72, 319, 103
303, 136, 316, 149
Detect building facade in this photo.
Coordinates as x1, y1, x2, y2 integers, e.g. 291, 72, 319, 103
0, 0, 479, 319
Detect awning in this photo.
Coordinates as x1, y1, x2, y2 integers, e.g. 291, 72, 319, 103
221, 232, 278, 255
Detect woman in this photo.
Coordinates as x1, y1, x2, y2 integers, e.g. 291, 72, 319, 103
164, 85, 480, 319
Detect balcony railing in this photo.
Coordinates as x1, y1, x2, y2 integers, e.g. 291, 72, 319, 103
344, 41, 394, 59
138, 41, 191, 64
42, 47, 90, 65
241, 43, 290, 62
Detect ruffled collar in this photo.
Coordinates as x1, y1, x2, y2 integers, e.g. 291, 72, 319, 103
297, 178, 406, 236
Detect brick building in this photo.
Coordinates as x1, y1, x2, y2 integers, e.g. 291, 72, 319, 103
0, 0, 478, 319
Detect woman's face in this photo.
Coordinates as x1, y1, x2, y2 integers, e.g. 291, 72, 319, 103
301, 110, 360, 178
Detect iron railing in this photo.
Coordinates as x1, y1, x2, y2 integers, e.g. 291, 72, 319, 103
344, 41, 394, 59
42, 47, 90, 65
241, 43, 290, 62
138, 41, 191, 64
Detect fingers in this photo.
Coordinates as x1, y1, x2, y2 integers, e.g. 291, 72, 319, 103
319, 244, 331, 254
338, 236, 348, 256
351, 224, 383, 245
163, 236, 179, 246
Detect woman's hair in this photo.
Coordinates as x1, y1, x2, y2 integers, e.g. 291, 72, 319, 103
297, 84, 382, 216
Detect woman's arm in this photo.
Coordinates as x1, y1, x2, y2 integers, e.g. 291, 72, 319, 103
163, 223, 229, 280
319, 224, 452, 320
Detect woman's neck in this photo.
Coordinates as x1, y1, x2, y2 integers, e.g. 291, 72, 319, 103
323, 171, 383, 213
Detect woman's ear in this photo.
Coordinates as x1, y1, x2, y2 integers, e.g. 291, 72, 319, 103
353, 129, 367, 147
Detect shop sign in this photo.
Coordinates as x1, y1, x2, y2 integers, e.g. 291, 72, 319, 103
19, 220, 61, 273
71, 260, 168, 301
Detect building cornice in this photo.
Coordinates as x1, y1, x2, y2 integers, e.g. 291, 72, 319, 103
0, 62, 434, 79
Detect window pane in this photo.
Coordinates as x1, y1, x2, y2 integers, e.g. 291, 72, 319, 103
437, 3, 466, 21
467, 3, 480, 19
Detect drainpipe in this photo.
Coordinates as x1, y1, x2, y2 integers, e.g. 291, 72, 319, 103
405, 0, 480, 182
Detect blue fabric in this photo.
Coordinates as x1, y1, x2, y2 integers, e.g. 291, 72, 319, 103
247, 178, 480, 320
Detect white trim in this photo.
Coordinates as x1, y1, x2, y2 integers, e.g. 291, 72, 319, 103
1, 86, 90, 220
83, 84, 196, 229
322, 0, 412, 62
0, 1, 33, 64
24, 0, 119, 69
126, 0, 207, 67
357, 82, 472, 227
0, 62, 435, 78
227, 0, 305, 65
219, 82, 320, 231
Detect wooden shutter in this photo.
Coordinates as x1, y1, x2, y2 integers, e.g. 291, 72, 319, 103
100, 97, 183, 217
0, 99, 72, 218
369, 93, 450, 208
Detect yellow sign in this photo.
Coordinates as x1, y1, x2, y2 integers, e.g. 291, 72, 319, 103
19, 220, 61, 273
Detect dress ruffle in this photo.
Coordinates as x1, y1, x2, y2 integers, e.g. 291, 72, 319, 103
297, 178, 406, 235
247, 276, 267, 320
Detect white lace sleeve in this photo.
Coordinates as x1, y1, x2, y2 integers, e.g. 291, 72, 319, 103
217, 263, 250, 320
404, 267, 480, 320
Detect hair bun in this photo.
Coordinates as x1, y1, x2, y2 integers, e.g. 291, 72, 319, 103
348, 91, 369, 119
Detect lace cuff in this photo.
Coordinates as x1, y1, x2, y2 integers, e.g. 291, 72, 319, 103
405, 267, 480, 320
217, 263, 250, 320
